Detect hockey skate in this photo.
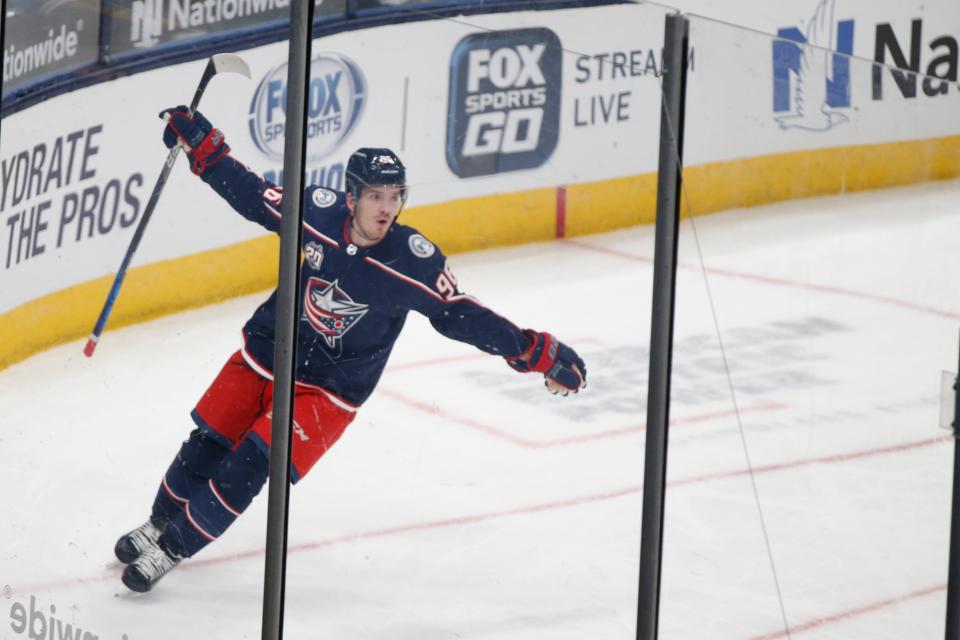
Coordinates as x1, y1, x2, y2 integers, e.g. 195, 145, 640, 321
121, 536, 181, 593
114, 519, 163, 564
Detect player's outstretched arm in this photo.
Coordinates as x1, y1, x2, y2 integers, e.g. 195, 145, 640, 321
411, 253, 587, 397
159, 106, 281, 232
506, 330, 587, 396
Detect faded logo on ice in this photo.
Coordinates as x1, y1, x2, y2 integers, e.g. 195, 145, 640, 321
772, 0, 854, 131
303, 277, 368, 349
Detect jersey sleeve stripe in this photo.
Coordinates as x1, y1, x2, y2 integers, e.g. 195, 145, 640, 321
263, 202, 282, 221
363, 257, 445, 301
446, 293, 483, 306
262, 201, 340, 248
449, 293, 521, 332
304, 223, 339, 248
363, 257, 510, 322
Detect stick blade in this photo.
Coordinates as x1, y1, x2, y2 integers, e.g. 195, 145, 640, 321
211, 53, 251, 79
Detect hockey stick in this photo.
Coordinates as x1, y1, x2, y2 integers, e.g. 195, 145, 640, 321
83, 53, 251, 357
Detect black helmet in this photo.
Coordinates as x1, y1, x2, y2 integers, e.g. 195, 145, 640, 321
345, 148, 407, 200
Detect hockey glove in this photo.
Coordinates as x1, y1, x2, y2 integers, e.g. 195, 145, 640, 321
506, 330, 587, 396
159, 106, 230, 175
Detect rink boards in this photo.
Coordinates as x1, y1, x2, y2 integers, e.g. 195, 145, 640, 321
1, 0, 959, 368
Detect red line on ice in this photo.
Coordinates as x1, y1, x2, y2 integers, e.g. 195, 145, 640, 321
377, 387, 786, 449
542, 401, 787, 447
20, 435, 948, 599
670, 435, 950, 487
377, 387, 539, 447
564, 239, 960, 320
384, 337, 605, 373
747, 583, 946, 640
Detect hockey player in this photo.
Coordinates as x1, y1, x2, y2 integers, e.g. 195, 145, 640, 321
115, 107, 587, 592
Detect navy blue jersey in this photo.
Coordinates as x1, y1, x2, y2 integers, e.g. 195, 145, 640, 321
200, 157, 528, 407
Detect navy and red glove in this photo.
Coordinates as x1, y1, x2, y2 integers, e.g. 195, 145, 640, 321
506, 330, 587, 396
159, 106, 230, 175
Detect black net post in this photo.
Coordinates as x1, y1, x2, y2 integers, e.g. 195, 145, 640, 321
98, 2, 113, 64
637, 12, 689, 640
1, 2, 6, 94
946, 332, 960, 639
261, 1, 315, 639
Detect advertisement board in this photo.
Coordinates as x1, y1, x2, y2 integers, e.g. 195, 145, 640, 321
2, 0, 102, 99
2, 0, 959, 368
106, 0, 342, 56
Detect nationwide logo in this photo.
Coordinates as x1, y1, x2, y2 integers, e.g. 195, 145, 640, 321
2, 19, 85, 84
130, 0, 290, 48
446, 28, 562, 178
772, 0, 854, 132
302, 277, 368, 349
249, 53, 366, 162
131, 0, 163, 47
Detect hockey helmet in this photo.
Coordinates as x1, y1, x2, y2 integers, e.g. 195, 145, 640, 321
345, 148, 407, 202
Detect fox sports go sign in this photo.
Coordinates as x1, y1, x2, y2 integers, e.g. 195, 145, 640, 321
248, 53, 366, 161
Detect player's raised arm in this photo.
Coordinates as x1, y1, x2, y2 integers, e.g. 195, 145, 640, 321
159, 105, 284, 232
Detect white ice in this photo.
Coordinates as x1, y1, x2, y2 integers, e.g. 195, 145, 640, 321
1, 179, 958, 640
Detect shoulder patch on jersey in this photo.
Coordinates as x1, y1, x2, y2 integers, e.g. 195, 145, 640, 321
304, 241, 324, 270
312, 188, 337, 208
408, 234, 435, 258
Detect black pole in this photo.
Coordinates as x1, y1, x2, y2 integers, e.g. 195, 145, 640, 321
262, 1, 314, 639
98, 0, 113, 64
1, 1, 6, 97
946, 331, 960, 640
637, 13, 689, 640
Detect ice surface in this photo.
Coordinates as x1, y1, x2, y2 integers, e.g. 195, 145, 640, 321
1, 179, 958, 639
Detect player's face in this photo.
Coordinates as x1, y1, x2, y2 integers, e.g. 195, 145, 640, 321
347, 185, 405, 247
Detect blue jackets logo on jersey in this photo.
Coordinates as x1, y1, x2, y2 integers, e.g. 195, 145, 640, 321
249, 53, 366, 161
303, 277, 369, 348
